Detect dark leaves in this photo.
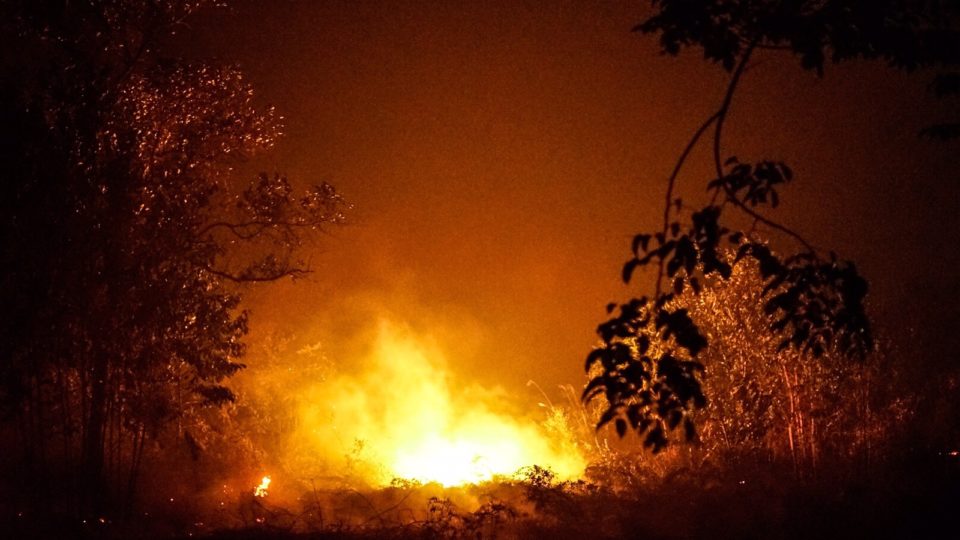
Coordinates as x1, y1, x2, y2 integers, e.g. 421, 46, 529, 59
585, 297, 707, 451
196, 384, 236, 405
636, 0, 960, 76
632, 233, 651, 255
655, 308, 708, 357
635, 0, 744, 71
615, 418, 627, 438
710, 159, 793, 208
596, 0, 896, 457
737, 242, 873, 359
594, 233, 872, 451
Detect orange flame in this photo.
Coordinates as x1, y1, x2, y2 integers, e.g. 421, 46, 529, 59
284, 321, 586, 486
253, 475, 271, 497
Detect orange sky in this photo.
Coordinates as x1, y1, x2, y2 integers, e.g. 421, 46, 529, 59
180, 0, 960, 402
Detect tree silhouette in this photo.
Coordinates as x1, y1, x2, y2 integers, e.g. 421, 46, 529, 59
682, 260, 898, 475
0, 1, 347, 515
585, 0, 959, 451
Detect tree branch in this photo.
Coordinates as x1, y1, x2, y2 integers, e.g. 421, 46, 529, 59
711, 40, 818, 254
198, 219, 317, 238
656, 110, 722, 295
197, 263, 308, 283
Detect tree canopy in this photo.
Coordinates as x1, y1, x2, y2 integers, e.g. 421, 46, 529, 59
0, 0, 347, 514
585, 0, 959, 451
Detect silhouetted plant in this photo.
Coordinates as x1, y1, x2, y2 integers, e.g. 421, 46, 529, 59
0, 0, 348, 515
585, 0, 960, 451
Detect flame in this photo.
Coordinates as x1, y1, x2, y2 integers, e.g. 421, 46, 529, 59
393, 433, 535, 485
253, 475, 271, 497
284, 320, 585, 486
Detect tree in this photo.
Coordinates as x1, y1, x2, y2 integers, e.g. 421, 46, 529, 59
684, 259, 899, 475
0, 1, 347, 515
584, 0, 959, 451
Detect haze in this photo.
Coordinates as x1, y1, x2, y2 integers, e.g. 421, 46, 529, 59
179, 0, 959, 400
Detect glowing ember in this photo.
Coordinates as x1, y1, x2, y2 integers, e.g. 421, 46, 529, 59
253, 475, 271, 497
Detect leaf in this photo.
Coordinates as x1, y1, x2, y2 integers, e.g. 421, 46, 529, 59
584, 349, 607, 372
615, 418, 627, 438
622, 258, 640, 283
196, 385, 236, 405
626, 404, 643, 428
631, 234, 651, 255
666, 255, 682, 277
582, 388, 605, 407
637, 334, 650, 354
781, 163, 793, 181
597, 407, 618, 429
716, 261, 732, 280
645, 424, 667, 453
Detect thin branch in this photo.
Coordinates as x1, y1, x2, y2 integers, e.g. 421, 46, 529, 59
99, 4, 161, 105
711, 40, 818, 254
198, 219, 312, 238
712, 40, 758, 180
656, 110, 722, 295
725, 194, 817, 252
197, 263, 308, 283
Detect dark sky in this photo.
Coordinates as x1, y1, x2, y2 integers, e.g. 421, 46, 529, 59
179, 0, 959, 400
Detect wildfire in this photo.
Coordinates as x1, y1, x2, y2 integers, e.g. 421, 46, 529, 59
393, 435, 530, 485
253, 475, 271, 497
283, 320, 586, 487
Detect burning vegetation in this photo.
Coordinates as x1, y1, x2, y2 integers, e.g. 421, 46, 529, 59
237, 319, 587, 490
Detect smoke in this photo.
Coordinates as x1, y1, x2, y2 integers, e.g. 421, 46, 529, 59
232, 292, 586, 491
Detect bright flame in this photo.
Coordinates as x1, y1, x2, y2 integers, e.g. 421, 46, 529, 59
284, 321, 585, 486
393, 434, 533, 485
253, 475, 271, 497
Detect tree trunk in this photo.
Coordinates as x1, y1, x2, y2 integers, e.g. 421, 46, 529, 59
82, 354, 108, 515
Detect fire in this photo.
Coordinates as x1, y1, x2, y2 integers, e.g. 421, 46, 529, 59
393, 434, 535, 485
283, 320, 585, 486
253, 475, 271, 497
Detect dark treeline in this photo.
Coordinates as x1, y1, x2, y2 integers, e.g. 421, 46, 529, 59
579, 0, 960, 534
587, 0, 960, 454
0, 0, 346, 521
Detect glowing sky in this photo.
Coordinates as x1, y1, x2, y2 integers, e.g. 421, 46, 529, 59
178, 0, 960, 402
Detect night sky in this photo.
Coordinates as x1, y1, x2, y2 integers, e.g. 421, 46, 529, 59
177, 0, 959, 399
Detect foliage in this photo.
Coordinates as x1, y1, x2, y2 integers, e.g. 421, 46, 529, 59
0, 0, 347, 514
638, 0, 960, 135
639, 0, 959, 71
580, 0, 960, 450
684, 260, 901, 473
